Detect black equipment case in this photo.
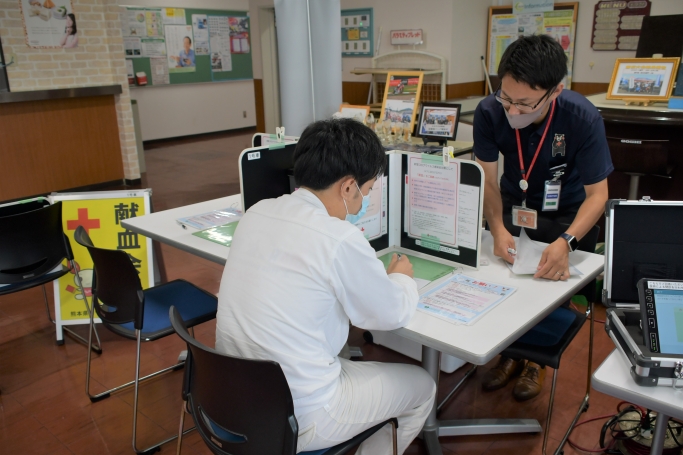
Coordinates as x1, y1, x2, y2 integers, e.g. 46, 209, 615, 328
603, 198, 683, 387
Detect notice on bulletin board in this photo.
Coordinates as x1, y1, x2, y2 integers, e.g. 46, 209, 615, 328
209, 15, 232, 72
192, 14, 210, 55
488, 8, 576, 87
591, 0, 651, 51
228, 16, 250, 54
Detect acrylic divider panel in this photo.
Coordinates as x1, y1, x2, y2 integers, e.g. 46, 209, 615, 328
353, 175, 388, 241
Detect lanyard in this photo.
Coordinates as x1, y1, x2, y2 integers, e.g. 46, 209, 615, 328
515, 99, 556, 194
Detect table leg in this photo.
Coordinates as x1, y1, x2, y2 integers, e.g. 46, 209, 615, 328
419, 346, 542, 455
650, 413, 670, 455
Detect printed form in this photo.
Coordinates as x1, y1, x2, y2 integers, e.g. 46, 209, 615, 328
418, 274, 517, 325
408, 156, 458, 246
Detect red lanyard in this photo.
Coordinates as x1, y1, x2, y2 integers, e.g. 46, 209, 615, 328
515, 100, 556, 193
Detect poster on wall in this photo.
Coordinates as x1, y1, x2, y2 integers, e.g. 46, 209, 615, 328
591, 0, 651, 51
150, 56, 170, 85
487, 7, 576, 88
165, 24, 195, 73
192, 14, 210, 55
208, 15, 232, 72
161, 8, 186, 25
228, 16, 250, 54
341, 8, 373, 57
19, 0, 77, 48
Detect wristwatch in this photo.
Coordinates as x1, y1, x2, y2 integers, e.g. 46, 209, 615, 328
559, 233, 578, 252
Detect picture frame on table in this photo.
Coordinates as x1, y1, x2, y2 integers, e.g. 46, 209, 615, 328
338, 104, 370, 124
607, 57, 681, 104
379, 71, 424, 132
416, 102, 461, 144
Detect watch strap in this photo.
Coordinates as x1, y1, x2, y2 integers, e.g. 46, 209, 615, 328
559, 232, 578, 252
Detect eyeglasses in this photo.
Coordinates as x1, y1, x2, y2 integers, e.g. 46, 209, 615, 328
494, 83, 556, 113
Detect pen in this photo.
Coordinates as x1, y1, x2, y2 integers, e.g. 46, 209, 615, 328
507, 248, 517, 256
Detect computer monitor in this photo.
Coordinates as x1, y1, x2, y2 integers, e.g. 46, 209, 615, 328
636, 14, 683, 96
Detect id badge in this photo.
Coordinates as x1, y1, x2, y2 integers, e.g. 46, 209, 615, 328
542, 180, 561, 212
512, 205, 537, 229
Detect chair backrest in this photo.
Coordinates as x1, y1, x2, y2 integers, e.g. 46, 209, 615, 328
0, 200, 72, 285
73, 225, 143, 327
607, 137, 669, 175
169, 306, 298, 455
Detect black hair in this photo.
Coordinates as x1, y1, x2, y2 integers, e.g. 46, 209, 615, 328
293, 118, 386, 191
184, 36, 192, 44
67, 13, 77, 35
497, 35, 567, 90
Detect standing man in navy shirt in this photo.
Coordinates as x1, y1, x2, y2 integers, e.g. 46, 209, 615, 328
474, 35, 613, 401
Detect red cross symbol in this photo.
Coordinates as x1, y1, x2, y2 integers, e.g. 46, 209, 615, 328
66, 208, 101, 234
360, 227, 365, 232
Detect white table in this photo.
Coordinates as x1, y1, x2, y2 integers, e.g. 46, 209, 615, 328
593, 350, 683, 455
123, 195, 605, 454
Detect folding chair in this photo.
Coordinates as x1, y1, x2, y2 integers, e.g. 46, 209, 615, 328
73, 226, 218, 454
169, 306, 399, 455
0, 197, 101, 351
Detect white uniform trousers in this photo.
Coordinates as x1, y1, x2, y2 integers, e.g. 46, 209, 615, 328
296, 358, 436, 454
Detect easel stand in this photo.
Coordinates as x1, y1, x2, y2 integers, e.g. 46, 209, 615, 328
423, 138, 447, 148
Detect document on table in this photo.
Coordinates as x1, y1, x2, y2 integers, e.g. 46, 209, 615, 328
417, 274, 516, 325
192, 221, 239, 247
176, 208, 242, 230
506, 228, 582, 276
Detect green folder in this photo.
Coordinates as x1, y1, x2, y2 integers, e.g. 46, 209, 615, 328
377, 252, 455, 282
192, 221, 239, 247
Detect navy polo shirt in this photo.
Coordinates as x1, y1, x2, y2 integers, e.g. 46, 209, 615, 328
473, 90, 613, 211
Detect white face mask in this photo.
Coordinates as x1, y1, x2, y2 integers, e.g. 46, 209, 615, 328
504, 98, 551, 129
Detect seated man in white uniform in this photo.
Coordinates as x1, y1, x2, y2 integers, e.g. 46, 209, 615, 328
215, 118, 436, 454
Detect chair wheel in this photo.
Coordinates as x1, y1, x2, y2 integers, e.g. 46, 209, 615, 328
56, 339, 64, 346
363, 331, 374, 344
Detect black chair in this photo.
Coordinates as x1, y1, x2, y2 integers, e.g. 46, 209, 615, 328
500, 222, 601, 455
73, 225, 218, 454
0, 198, 101, 351
169, 306, 399, 455
607, 137, 672, 200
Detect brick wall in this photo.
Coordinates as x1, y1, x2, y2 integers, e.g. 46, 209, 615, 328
0, 0, 140, 180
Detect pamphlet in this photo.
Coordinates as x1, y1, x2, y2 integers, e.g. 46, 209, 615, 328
505, 229, 582, 276
417, 274, 516, 325
192, 221, 239, 247
176, 208, 242, 230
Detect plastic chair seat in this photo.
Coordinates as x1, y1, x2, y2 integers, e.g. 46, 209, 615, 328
502, 306, 586, 370
106, 279, 217, 341
0, 267, 68, 296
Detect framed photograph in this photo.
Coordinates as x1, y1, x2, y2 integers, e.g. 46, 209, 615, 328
607, 57, 681, 103
379, 71, 424, 132
416, 102, 461, 144
338, 104, 370, 123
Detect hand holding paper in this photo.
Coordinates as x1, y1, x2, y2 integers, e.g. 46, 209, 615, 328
505, 229, 582, 278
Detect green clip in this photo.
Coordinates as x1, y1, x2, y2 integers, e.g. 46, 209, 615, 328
269, 142, 286, 150
421, 234, 441, 251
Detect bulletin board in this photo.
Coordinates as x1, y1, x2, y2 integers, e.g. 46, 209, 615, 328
485, 2, 578, 92
122, 7, 253, 86
341, 8, 373, 57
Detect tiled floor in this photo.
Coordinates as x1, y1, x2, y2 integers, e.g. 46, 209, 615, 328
0, 128, 626, 454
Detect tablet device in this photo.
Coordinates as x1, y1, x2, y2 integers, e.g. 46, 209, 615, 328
638, 278, 683, 355
415, 102, 461, 144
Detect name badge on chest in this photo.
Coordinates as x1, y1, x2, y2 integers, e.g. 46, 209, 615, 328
552, 133, 566, 157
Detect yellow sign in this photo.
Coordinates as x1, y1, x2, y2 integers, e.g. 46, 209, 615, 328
51, 192, 153, 323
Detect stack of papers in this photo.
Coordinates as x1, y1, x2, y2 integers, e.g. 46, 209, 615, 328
506, 229, 582, 276
176, 208, 241, 230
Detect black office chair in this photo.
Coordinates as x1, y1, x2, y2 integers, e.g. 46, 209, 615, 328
169, 306, 399, 455
500, 222, 601, 455
0, 198, 101, 351
73, 225, 218, 454
607, 137, 672, 200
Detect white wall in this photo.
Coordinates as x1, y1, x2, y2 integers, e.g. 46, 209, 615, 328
116, 0, 256, 141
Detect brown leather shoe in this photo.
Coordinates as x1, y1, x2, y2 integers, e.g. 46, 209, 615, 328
481, 357, 526, 391
513, 361, 546, 401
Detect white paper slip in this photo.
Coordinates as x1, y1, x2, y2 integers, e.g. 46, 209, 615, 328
176, 208, 242, 230
506, 228, 582, 276
417, 274, 517, 325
